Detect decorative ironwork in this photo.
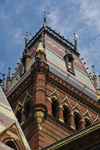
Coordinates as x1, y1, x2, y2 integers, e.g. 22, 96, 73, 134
26, 26, 76, 51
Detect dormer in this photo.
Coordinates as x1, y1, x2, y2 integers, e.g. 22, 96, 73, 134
64, 52, 75, 75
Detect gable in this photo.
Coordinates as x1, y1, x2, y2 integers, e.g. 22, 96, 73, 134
0, 87, 31, 150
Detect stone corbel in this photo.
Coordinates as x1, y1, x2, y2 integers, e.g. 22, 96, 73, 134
78, 119, 85, 130
34, 111, 44, 130
31, 103, 47, 130
56, 105, 64, 122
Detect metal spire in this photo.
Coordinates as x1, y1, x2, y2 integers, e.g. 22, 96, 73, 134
43, 11, 50, 29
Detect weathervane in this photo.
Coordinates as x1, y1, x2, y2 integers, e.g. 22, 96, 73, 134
72, 33, 80, 52
43, 11, 50, 29
73, 33, 79, 44
23, 32, 32, 47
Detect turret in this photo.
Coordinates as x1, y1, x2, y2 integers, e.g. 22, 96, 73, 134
21, 32, 31, 76
5, 67, 11, 94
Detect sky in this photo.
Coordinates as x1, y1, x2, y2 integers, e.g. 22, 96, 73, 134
0, 0, 100, 87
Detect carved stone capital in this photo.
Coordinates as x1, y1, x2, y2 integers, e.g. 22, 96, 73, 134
56, 105, 64, 111
46, 97, 52, 103
67, 112, 75, 118
78, 119, 86, 125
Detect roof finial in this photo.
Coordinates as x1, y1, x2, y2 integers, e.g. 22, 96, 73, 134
73, 33, 80, 53
0, 73, 5, 90
43, 11, 50, 29
92, 65, 99, 94
23, 32, 31, 49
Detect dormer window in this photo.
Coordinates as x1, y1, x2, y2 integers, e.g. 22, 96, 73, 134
68, 57, 72, 70
64, 53, 75, 75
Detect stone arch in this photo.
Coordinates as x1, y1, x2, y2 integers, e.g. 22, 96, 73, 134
6, 141, 17, 150
51, 95, 61, 105
14, 102, 22, 115
15, 108, 22, 123
2, 137, 20, 150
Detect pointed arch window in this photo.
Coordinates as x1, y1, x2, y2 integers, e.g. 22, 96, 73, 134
6, 141, 17, 150
52, 99, 58, 118
24, 101, 31, 119
85, 119, 91, 128
64, 53, 75, 75
16, 109, 21, 123
63, 106, 70, 125
74, 113, 81, 131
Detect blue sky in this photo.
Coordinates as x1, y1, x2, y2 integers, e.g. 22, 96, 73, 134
0, 0, 100, 86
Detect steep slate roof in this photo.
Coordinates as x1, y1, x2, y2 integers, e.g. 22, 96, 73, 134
0, 87, 31, 150
7, 26, 98, 101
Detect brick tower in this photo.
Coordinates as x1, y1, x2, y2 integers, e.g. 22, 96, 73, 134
6, 14, 100, 150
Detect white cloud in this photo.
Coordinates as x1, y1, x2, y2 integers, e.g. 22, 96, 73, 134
0, 62, 5, 71
13, 28, 23, 44
15, 2, 26, 14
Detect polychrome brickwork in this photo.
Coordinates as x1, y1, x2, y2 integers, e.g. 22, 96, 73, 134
0, 87, 31, 150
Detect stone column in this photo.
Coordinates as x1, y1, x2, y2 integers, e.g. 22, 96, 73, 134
46, 96, 52, 115
67, 112, 76, 130
21, 109, 28, 124
78, 119, 85, 130
56, 105, 64, 122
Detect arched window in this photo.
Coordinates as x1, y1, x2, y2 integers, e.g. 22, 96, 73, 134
52, 99, 58, 118
74, 113, 81, 131
63, 106, 70, 124
85, 119, 91, 128
16, 109, 21, 123
6, 141, 17, 150
25, 101, 31, 119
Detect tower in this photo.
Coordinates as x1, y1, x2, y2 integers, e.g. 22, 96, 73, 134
5, 15, 100, 150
